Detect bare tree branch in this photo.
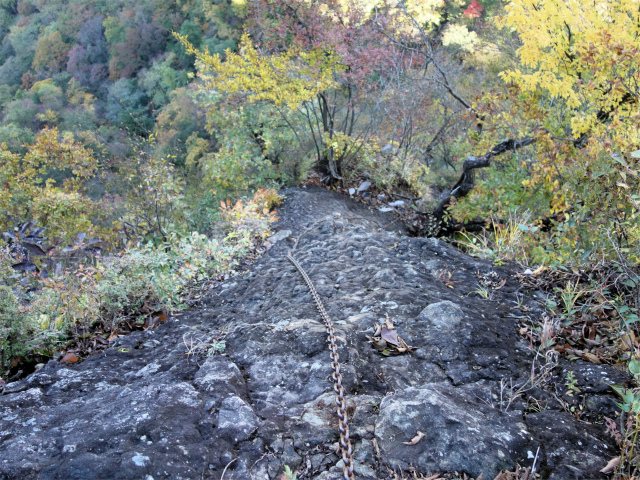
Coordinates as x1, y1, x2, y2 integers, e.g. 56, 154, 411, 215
430, 136, 536, 234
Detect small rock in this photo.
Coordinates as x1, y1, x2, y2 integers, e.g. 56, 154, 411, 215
217, 395, 259, 443
377, 194, 386, 200
417, 301, 465, 333
349, 188, 356, 195
131, 454, 150, 467
381, 144, 394, 155
268, 230, 292, 244
357, 181, 371, 192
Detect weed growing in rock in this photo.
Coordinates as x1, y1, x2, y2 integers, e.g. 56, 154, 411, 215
183, 331, 226, 362
280, 465, 298, 480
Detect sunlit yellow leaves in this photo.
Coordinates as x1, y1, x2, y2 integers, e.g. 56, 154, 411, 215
501, 0, 640, 143
442, 24, 480, 53
403, 0, 444, 26
175, 33, 338, 110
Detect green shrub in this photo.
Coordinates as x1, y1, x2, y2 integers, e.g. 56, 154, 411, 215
0, 286, 31, 366
0, 188, 281, 371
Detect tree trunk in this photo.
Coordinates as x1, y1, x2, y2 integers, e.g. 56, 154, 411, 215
427, 136, 536, 236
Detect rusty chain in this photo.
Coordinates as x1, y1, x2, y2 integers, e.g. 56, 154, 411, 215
287, 250, 356, 480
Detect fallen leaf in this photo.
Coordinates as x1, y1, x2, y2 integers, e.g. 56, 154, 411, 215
60, 352, 79, 364
371, 438, 380, 456
621, 332, 637, 351
494, 278, 507, 290
381, 327, 400, 346
373, 340, 388, 350
385, 314, 394, 330
9, 356, 25, 369
403, 430, 425, 445
600, 456, 621, 473
532, 265, 546, 275
582, 352, 602, 364
106, 331, 119, 342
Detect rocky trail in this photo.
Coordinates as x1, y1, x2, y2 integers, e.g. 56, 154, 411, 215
0, 187, 625, 480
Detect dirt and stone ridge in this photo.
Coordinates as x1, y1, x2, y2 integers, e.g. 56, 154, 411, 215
0, 186, 623, 479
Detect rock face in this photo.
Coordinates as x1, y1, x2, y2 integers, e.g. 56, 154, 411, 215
0, 186, 621, 479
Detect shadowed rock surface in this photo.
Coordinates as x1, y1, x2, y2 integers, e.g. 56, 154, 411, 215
0, 186, 622, 479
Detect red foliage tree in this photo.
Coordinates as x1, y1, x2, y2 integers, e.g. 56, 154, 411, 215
246, 0, 398, 178
463, 0, 483, 19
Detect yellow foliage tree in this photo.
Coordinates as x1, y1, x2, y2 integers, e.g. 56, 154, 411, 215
451, 0, 640, 262
501, 0, 640, 142
32, 31, 70, 74
176, 33, 338, 110
0, 128, 99, 242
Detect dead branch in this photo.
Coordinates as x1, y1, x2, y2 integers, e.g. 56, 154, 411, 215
430, 136, 536, 234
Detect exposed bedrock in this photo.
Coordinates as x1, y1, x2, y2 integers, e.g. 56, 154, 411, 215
0, 186, 621, 479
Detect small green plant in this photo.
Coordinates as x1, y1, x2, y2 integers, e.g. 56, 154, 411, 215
555, 280, 584, 317
470, 284, 491, 300
281, 465, 298, 480
433, 267, 457, 288
564, 371, 580, 397
183, 332, 226, 359
455, 211, 534, 264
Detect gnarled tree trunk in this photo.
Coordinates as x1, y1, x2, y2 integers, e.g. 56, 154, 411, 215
428, 137, 536, 236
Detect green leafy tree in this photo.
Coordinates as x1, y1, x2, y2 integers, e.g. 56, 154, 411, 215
32, 30, 70, 73
139, 54, 189, 108
106, 78, 152, 135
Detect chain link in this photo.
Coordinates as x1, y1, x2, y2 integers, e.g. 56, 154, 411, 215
287, 251, 356, 480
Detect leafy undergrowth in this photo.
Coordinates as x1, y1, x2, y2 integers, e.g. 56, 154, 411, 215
516, 263, 640, 478
378, 465, 535, 480
454, 220, 640, 479
0, 188, 281, 383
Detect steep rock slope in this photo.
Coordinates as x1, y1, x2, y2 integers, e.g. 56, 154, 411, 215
0, 187, 621, 479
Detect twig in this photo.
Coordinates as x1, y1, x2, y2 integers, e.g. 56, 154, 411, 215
220, 457, 237, 480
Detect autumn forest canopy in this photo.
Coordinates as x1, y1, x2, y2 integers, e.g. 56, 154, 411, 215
0, 0, 635, 258
2, 0, 640, 451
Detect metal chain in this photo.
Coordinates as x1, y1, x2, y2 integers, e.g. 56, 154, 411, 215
287, 251, 356, 480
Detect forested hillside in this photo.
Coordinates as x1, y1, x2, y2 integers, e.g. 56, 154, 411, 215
1, 0, 640, 475
0, 0, 244, 159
